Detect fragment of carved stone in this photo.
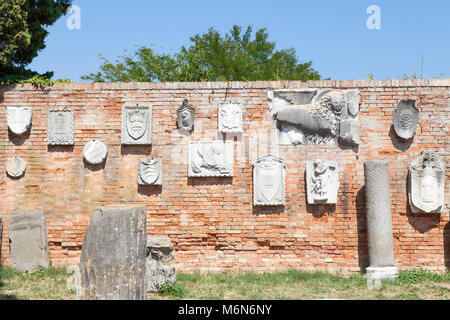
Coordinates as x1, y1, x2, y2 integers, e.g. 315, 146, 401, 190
253, 154, 286, 206
138, 158, 162, 185
218, 101, 243, 133
121, 105, 152, 145
177, 99, 195, 131
7, 106, 32, 135
48, 109, 74, 145
306, 160, 339, 204
83, 140, 108, 165
408, 150, 445, 213
392, 99, 419, 140
6, 156, 26, 178
188, 141, 233, 177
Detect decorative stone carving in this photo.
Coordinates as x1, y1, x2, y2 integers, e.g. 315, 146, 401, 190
79, 205, 147, 300
8, 212, 50, 272
83, 139, 107, 165
138, 158, 162, 185
7, 106, 32, 135
121, 105, 152, 145
146, 237, 176, 292
268, 89, 360, 147
408, 150, 445, 213
177, 99, 195, 131
363, 160, 398, 280
306, 160, 339, 204
188, 141, 233, 177
48, 109, 74, 145
6, 156, 26, 178
218, 101, 243, 133
252, 155, 285, 206
393, 100, 419, 140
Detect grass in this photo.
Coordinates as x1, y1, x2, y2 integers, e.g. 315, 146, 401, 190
1, 266, 449, 300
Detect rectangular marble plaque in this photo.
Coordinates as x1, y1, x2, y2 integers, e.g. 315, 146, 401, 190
121, 106, 152, 145
188, 141, 234, 177
48, 110, 74, 145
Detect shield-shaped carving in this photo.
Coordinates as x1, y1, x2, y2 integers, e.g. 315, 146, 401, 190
177, 99, 195, 131
410, 169, 443, 213
253, 155, 285, 206
257, 164, 282, 202
127, 109, 148, 140
7, 107, 32, 135
218, 102, 242, 133
139, 158, 162, 185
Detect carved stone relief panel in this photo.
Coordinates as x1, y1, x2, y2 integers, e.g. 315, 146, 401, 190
177, 99, 195, 131
138, 158, 162, 185
218, 101, 243, 133
409, 150, 445, 213
121, 106, 152, 145
253, 154, 285, 206
188, 141, 233, 177
393, 99, 419, 140
268, 89, 360, 147
7, 106, 32, 135
6, 156, 26, 178
83, 139, 108, 165
306, 160, 339, 204
48, 109, 74, 145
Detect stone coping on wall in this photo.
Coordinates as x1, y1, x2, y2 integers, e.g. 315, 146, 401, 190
1, 78, 449, 91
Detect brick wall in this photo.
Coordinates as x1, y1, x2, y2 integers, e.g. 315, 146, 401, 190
0, 79, 449, 273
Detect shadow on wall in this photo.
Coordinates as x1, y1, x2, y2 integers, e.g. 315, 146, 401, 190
47, 145, 75, 153
138, 184, 162, 197
121, 145, 152, 156
83, 158, 106, 172
252, 205, 285, 215
444, 222, 450, 270
389, 126, 414, 152
187, 177, 233, 186
8, 129, 31, 147
306, 204, 335, 218
356, 186, 370, 271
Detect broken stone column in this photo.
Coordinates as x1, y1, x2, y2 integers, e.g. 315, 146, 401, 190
8, 212, 50, 272
146, 237, 176, 292
79, 204, 147, 300
363, 160, 398, 280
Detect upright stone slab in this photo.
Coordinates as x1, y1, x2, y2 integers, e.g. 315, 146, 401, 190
121, 105, 152, 145
253, 155, 286, 206
48, 109, 74, 145
306, 160, 339, 205
79, 204, 147, 300
8, 212, 50, 272
146, 237, 176, 292
218, 101, 243, 133
363, 160, 398, 280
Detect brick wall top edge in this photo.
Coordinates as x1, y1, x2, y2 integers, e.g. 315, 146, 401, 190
1, 79, 449, 91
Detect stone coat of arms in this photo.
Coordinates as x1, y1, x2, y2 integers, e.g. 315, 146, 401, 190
7, 106, 32, 135
138, 158, 162, 185
121, 106, 152, 145
393, 99, 419, 140
253, 155, 285, 206
177, 99, 195, 131
218, 101, 243, 133
48, 110, 74, 145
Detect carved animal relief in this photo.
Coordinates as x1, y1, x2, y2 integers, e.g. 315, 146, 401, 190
7, 106, 32, 135
48, 110, 74, 145
6, 156, 26, 178
121, 106, 152, 144
409, 150, 445, 213
138, 158, 162, 185
83, 140, 108, 165
253, 155, 285, 206
218, 101, 243, 133
188, 141, 233, 177
393, 99, 419, 140
177, 99, 195, 131
306, 160, 339, 204
268, 89, 360, 147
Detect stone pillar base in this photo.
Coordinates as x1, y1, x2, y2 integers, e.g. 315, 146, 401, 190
364, 266, 399, 281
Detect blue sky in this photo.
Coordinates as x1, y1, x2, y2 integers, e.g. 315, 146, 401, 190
29, 0, 450, 82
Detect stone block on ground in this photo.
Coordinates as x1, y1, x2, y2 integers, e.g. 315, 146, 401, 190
146, 237, 176, 292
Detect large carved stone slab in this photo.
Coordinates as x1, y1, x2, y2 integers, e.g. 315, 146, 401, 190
121, 106, 152, 145
79, 205, 147, 300
146, 237, 176, 292
177, 99, 195, 131
306, 160, 339, 204
218, 101, 243, 133
83, 139, 107, 165
393, 99, 419, 140
408, 150, 445, 213
7, 106, 32, 135
5, 156, 26, 178
8, 212, 50, 272
138, 158, 162, 185
188, 141, 233, 177
253, 155, 285, 206
268, 89, 360, 147
48, 109, 74, 145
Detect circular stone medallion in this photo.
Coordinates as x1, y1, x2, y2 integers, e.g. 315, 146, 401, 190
83, 140, 108, 165
393, 100, 419, 140
6, 156, 26, 177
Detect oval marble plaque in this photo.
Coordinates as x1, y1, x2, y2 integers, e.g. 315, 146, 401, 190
83, 140, 108, 165
6, 156, 26, 177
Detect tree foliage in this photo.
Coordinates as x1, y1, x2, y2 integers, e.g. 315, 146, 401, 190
0, 0, 72, 84
82, 25, 321, 82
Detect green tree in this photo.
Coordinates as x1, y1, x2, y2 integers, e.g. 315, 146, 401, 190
0, 0, 72, 84
82, 25, 321, 82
